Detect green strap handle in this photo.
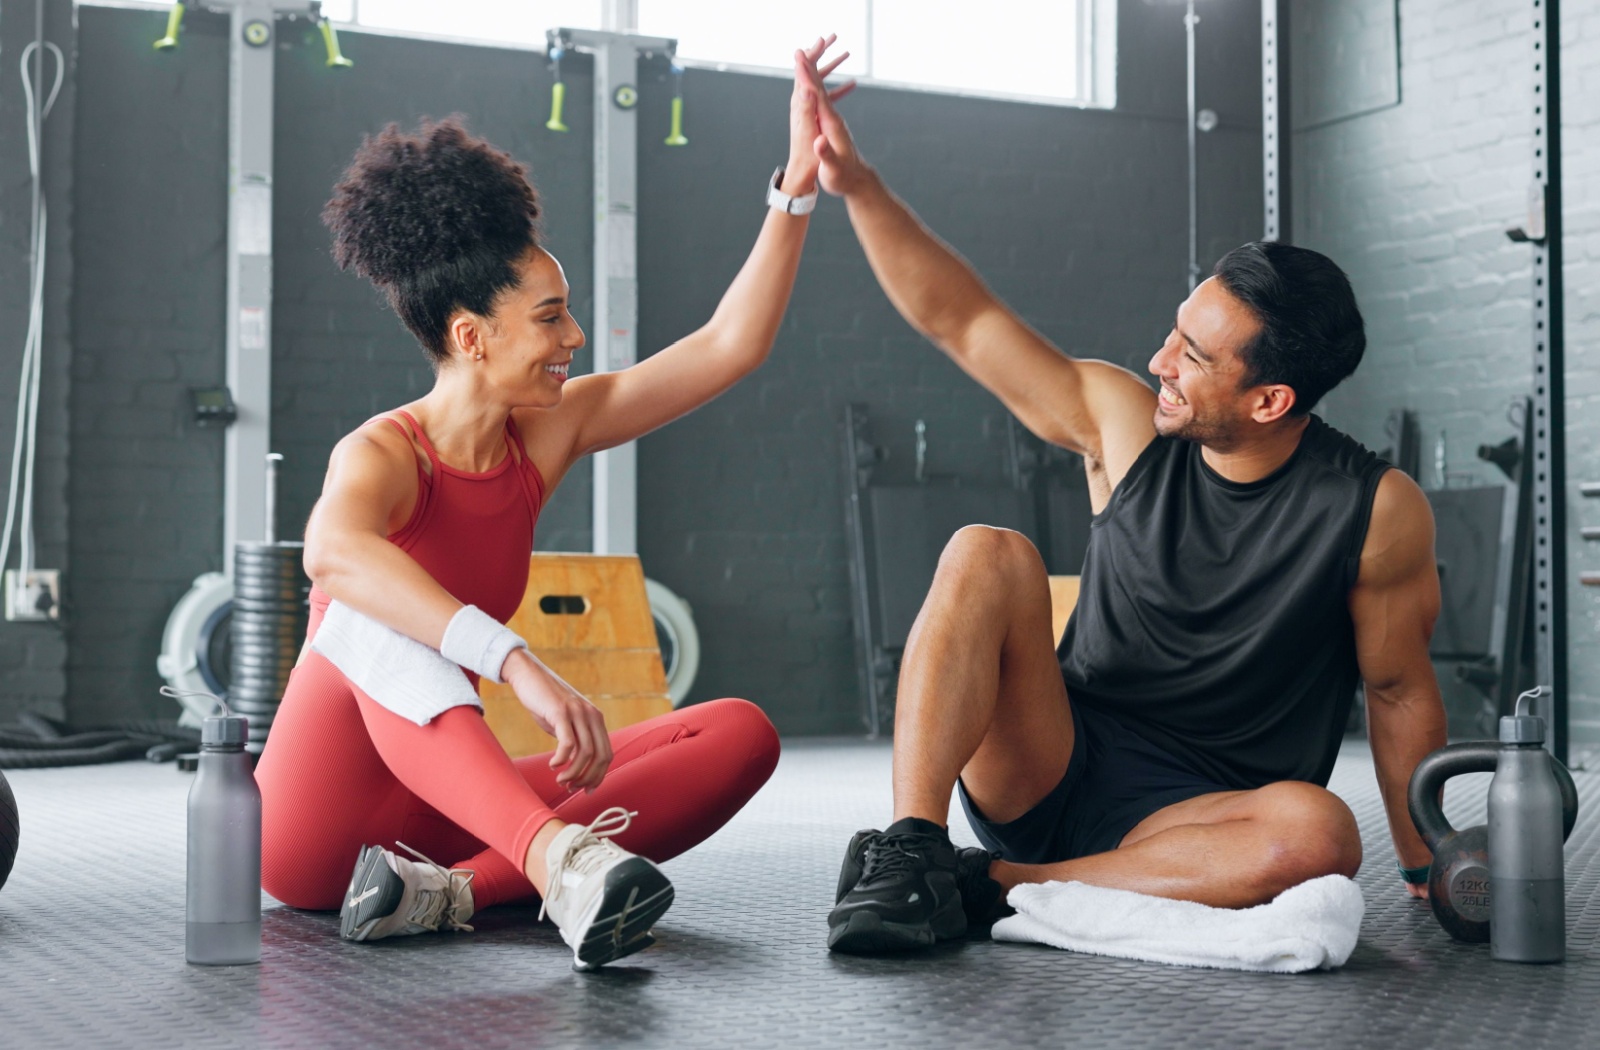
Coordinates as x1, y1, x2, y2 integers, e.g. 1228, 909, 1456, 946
546, 81, 569, 132
664, 95, 688, 146
153, 2, 185, 51
319, 20, 354, 69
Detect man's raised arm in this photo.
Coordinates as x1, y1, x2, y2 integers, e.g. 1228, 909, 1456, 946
798, 57, 1154, 481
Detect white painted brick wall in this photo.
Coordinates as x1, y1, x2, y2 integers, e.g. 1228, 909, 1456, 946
1298, 0, 1600, 743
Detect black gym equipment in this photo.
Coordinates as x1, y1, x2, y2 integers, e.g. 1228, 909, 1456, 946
0, 713, 200, 769
190, 451, 313, 749
1378, 409, 1422, 481
840, 404, 1092, 737
1261, 0, 1290, 242
225, 538, 309, 746
1408, 739, 1578, 943
1495, 0, 1570, 759
0, 766, 16, 891
1428, 400, 1540, 735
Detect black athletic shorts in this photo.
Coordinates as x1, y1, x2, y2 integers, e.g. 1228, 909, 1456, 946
957, 701, 1231, 863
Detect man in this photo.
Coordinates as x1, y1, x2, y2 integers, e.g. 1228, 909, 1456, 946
796, 58, 1447, 955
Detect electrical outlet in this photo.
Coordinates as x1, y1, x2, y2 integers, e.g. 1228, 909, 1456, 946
5, 569, 60, 622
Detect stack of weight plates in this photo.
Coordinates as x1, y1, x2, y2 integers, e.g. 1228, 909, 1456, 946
230, 541, 310, 748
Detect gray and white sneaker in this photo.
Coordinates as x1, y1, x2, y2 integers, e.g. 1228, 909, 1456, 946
539, 807, 674, 971
340, 842, 475, 942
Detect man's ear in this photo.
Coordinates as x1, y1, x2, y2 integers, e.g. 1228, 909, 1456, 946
1251, 383, 1297, 424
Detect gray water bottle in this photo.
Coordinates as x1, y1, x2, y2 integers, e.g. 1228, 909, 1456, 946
186, 707, 262, 965
1488, 686, 1565, 963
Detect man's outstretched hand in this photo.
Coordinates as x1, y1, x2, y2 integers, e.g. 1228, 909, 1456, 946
794, 42, 865, 196
786, 36, 854, 193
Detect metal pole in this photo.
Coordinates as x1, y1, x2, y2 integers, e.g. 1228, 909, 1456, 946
601, 0, 638, 33
224, 1, 278, 564
589, 41, 640, 556
1185, 1, 1200, 288
1529, 0, 1567, 760
557, 26, 675, 555
264, 453, 281, 546
1262, 0, 1290, 242
29, 0, 43, 274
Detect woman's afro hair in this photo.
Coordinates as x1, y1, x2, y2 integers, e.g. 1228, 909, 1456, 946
322, 116, 542, 362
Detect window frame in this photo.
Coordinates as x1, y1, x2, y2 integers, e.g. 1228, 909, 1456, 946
78, 0, 1118, 110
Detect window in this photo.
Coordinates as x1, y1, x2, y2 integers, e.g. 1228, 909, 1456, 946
319, 0, 1116, 108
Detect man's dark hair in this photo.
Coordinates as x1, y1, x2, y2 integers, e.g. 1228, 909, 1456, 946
1211, 242, 1365, 415
322, 116, 542, 363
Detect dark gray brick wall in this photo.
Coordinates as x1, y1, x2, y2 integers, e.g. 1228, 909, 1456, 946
0, 0, 73, 723
1297, 0, 1600, 743
68, 5, 228, 723
59, 2, 1265, 733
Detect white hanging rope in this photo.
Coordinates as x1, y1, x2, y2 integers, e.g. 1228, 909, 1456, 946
0, 40, 64, 583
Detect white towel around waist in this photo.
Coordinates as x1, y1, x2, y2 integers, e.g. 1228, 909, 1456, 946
309, 599, 481, 726
991, 874, 1364, 974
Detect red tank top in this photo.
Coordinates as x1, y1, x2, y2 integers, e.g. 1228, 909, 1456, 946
308, 409, 546, 625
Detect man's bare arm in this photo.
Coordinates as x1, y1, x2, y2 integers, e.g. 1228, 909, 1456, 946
1349, 469, 1449, 897
798, 56, 1155, 488
841, 172, 1154, 468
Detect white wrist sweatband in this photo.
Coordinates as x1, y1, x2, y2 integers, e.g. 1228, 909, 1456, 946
439, 604, 528, 684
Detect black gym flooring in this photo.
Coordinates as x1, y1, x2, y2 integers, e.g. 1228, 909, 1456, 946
2, 738, 1599, 1049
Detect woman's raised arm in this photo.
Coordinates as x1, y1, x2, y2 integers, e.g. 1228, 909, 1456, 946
545, 36, 855, 466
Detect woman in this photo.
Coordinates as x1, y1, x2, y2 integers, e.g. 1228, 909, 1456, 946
255, 38, 853, 971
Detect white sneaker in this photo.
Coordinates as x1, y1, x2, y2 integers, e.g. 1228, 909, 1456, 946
340, 842, 475, 942
539, 807, 675, 970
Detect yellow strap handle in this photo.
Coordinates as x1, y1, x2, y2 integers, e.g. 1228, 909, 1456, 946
153, 2, 185, 51
319, 20, 354, 69
546, 81, 570, 132
664, 95, 688, 146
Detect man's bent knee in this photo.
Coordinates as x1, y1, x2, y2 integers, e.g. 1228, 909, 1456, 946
937, 526, 1045, 588
1252, 782, 1363, 894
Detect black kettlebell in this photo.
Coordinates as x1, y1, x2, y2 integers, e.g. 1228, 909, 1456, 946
1407, 742, 1578, 943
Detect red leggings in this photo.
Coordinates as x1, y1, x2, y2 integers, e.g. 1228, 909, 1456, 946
256, 652, 780, 911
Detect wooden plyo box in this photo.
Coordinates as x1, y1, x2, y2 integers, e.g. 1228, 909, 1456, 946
479, 553, 673, 758
1048, 575, 1081, 646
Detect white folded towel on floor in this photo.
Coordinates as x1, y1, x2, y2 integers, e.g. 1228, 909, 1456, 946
310, 599, 481, 725
991, 874, 1364, 973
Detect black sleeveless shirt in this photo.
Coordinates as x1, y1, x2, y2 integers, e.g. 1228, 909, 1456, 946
1059, 415, 1389, 790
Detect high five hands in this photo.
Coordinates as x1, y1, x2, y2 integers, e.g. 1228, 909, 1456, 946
795, 39, 869, 196
792, 37, 860, 195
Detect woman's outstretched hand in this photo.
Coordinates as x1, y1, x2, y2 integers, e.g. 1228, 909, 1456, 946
787, 35, 856, 195
796, 39, 868, 197
502, 648, 612, 792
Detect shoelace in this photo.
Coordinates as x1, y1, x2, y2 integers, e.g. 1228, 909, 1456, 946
394, 841, 476, 933
538, 807, 637, 922
859, 833, 937, 886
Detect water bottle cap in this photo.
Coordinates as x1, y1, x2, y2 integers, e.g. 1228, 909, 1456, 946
1499, 713, 1545, 744
202, 713, 249, 746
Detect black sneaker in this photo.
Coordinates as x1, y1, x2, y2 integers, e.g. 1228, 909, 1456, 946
834, 828, 1012, 932
827, 817, 968, 953
953, 846, 1014, 930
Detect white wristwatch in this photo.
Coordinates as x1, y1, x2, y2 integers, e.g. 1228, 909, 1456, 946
766, 167, 819, 216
